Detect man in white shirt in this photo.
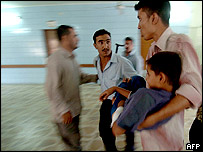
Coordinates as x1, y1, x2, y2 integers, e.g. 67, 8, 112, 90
93, 29, 137, 151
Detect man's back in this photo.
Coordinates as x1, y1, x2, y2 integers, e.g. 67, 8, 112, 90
46, 48, 82, 122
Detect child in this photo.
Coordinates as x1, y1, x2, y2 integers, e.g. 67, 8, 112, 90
111, 75, 146, 117
100, 51, 182, 150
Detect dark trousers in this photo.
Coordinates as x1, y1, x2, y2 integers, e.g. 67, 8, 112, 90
99, 99, 134, 151
56, 115, 81, 151
189, 117, 202, 151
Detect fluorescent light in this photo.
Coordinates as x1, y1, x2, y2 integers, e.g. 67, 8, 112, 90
1, 12, 22, 26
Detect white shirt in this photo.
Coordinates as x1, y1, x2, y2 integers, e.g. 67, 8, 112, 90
94, 53, 137, 99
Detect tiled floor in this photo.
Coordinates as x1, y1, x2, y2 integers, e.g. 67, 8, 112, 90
1, 84, 197, 151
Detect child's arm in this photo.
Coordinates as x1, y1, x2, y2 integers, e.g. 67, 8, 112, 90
99, 86, 131, 101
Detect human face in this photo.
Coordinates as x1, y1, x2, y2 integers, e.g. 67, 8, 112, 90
93, 34, 112, 57
146, 65, 161, 89
125, 40, 133, 53
67, 28, 79, 51
137, 8, 154, 41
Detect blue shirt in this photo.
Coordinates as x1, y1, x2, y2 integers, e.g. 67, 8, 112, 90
94, 53, 137, 99
117, 88, 174, 132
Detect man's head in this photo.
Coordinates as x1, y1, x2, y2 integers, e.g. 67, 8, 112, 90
57, 25, 79, 51
93, 29, 112, 57
146, 51, 182, 92
134, 1, 170, 41
124, 37, 134, 54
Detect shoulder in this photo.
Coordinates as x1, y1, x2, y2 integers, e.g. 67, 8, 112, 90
134, 88, 167, 98
132, 88, 151, 97
48, 51, 60, 61
168, 33, 193, 44
49, 50, 62, 59
47, 50, 65, 66
114, 53, 132, 64
128, 88, 155, 105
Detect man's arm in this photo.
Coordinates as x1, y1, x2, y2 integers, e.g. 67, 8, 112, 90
138, 94, 191, 129
80, 72, 98, 85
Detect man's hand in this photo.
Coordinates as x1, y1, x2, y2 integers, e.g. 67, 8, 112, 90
99, 87, 116, 101
62, 111, 72, 124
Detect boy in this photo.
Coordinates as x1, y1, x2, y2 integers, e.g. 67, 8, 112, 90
100, 51, 183, 150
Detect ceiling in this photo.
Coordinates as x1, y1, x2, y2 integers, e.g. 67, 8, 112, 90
1, 1, 135, 8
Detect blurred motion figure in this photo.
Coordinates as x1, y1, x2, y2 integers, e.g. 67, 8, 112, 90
45, 25, 98, 151
123, 37, 144, 76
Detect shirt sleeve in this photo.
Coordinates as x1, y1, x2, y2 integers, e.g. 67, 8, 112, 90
79, 70, 98, 84
175, 40, 202, 108
116, 90, 156, 132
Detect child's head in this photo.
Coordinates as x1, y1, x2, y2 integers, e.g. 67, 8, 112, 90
146, 51, 182, 92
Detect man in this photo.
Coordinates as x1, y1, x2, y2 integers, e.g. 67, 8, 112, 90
45, 25, 98, 151
93, 29, 137, 151
123, 37, 144, 76
133, 1, 202, 150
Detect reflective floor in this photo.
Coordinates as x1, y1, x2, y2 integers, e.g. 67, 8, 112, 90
1, 84, 197, 151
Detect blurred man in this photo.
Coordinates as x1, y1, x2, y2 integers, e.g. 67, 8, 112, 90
45, 25, 98, 151
123, 37, 144, 76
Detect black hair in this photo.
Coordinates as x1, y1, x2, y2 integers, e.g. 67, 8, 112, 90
146, 51, 182, 92
125, 37, 134, 43
57, 25, 73, 41
93, 29, 111, 44
134, 1, 171, 26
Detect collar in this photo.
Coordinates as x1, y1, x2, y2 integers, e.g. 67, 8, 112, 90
110, 53, 118, 63
151, 27, 174, 51
95, 53, 118, 63
94, 53, 118, 69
